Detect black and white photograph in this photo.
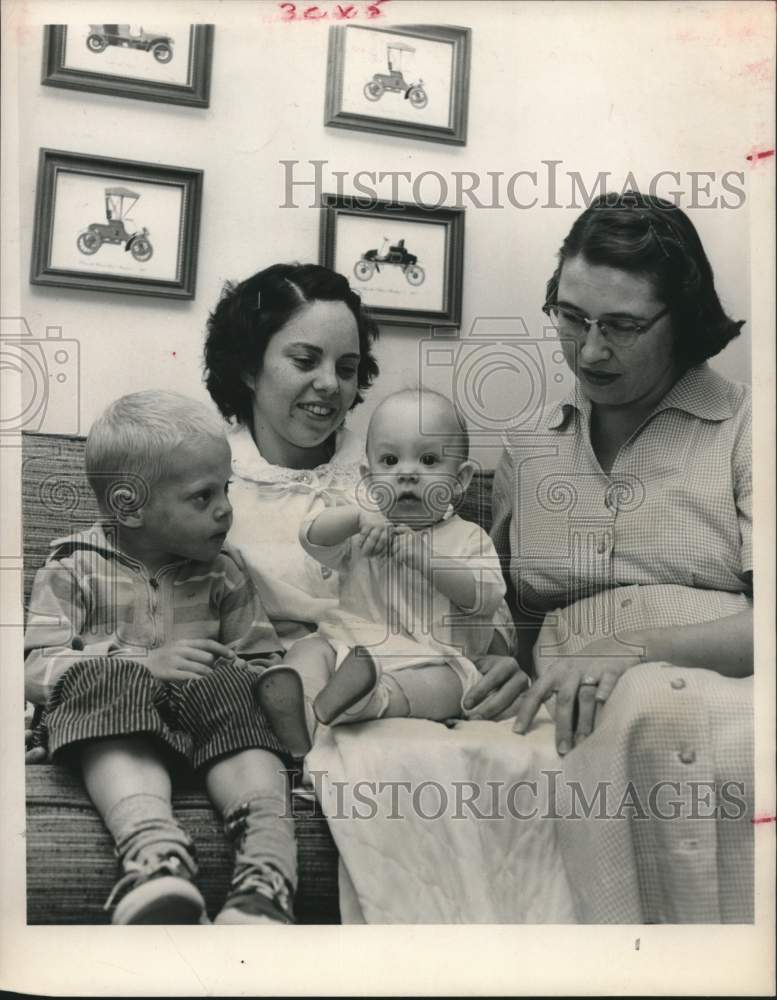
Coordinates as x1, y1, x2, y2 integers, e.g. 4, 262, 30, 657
1, 0, 774, 997
31, 149, 202, 298
325, 23, 471, 144
320, 193, 464, 324
42, 24, 214, 106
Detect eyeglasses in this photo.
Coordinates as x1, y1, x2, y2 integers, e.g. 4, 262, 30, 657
542, 302, 670, 349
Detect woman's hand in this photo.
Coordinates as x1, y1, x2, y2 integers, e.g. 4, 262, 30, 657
512, 636, 644, 754
464, 654, 531, 721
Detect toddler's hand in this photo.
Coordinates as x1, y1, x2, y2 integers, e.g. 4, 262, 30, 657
145, 638, 236, 683
357, 510, 394, 558
25, 727, 48, 764
391, 525, 430, 573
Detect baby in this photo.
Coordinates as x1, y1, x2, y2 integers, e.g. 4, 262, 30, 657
24, 391, 296, 925
257, 389, 506, 755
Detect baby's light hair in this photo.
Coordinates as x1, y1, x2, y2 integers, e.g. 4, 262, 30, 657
367, 388, 470, 461
86, 390, 226, 514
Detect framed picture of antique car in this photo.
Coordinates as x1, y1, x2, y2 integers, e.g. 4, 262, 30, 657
30, 149, 203, 300
324, 24, 471, 145
320, 194, 464, 327
41, 24, 214, 107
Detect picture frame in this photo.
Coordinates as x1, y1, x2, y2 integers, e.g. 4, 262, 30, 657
324, 24, 471, 146
320, 193, 464, 327
30, 149, 203, 300
41, 24, 214, 108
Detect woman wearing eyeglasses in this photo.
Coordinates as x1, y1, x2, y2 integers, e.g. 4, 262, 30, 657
491, 191, 753, 922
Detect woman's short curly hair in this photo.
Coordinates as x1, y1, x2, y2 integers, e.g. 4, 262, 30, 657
204, 262, 379, 425
544, 191, 745, 370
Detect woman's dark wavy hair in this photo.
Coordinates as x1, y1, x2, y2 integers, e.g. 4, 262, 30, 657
204, 262, 379, 425
544, 191, 745, 371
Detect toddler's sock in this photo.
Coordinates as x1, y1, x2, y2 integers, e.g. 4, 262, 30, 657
103, 793, 205, 924
215, 789, 297, 924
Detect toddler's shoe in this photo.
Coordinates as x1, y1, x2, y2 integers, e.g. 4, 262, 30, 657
313, 645, 379, 725
106, 853, 207, 925
256, 665, 313, 758
214, 863, 294, 925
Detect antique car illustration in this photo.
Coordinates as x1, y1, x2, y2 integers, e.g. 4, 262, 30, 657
363, 42, 428, 109
76, 187, 154, 263
86, 25, 174, 63
353, 238, 425, 285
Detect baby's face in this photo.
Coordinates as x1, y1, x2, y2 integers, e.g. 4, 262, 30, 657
365, 399, 468, 527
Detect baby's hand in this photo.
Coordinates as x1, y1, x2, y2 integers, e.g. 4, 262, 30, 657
357, 510, 394, 558
145, 638, 236, 683
391, 525, 430, 573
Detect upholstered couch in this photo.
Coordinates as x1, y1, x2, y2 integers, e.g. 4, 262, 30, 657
22, 431, 497, 924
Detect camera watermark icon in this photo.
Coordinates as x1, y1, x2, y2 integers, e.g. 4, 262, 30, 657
418, 316, 575, 444
0, 317, 80, 437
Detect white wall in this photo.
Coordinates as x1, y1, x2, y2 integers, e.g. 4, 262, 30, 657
7, 0, 772, 468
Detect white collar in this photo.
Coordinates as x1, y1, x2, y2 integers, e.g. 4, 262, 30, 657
227, 422, 365, 484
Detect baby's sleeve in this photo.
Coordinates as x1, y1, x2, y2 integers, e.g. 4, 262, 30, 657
450, 521, 507, 620
298, 508, 352, 572
440, 521, 513, 659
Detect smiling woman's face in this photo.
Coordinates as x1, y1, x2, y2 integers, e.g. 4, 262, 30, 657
245, 299, 361, 467
556, 255, 679, 409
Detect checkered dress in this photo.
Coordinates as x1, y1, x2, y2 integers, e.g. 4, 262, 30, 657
490, 363, 754, 922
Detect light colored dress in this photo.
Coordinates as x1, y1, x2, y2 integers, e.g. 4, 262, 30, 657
226, 422, 364, 649
491, 363, 754, 922
299, 507, 506, 695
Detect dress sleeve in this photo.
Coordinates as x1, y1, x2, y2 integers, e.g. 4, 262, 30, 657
489, 446, 519, 653
24, 561, 89, 705
217, 548, 284, 660
733, 393, 752, 582
490, 444, 514, 583
298, 508, 352, 572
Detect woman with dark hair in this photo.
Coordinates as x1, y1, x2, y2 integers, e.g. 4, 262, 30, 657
204, 262, 526, 725
492, 192, 753, 922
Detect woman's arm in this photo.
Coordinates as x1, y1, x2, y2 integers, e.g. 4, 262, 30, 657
627, 607, 753, 679
514, 608, 753, 754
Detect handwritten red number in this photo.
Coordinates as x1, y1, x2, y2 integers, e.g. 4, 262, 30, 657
280, 0, 387, 21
